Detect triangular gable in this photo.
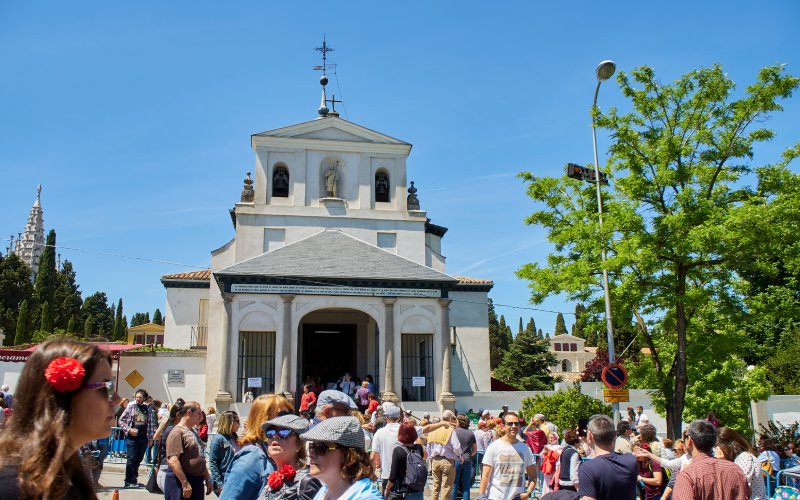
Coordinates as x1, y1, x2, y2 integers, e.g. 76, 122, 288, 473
252, 117, 410, 146
549, 334, 585, 342
215, 230, 456, 283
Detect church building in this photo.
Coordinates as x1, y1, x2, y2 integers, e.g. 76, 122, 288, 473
161, 67, 493, 413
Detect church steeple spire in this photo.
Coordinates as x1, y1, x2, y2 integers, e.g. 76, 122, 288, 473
15, 184, 45, 281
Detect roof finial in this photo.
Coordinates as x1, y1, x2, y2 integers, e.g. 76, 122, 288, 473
407, 181, 420, 210
314, 36, 334, 117
34, 184, 42, 208
241, 172, 254, 202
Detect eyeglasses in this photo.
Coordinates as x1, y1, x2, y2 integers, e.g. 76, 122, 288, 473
309, 442, 340, 456
265, 429, 294, 440
83, 380, 115, 401
504, 421, 521, 427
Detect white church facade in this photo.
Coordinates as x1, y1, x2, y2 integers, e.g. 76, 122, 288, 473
160, 114, 493, 412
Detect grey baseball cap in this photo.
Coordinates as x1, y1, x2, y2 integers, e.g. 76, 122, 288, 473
300, 416, 365, 450
317, 390, 358, 410
262, 414, 310, 435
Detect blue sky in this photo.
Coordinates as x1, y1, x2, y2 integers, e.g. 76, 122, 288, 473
1, 2, 798, 334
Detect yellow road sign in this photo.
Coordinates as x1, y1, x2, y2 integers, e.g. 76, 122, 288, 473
125, 369, 144, 389
603, 388, 629, 403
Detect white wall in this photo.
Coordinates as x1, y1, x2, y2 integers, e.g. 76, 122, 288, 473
450, 291, 491, 392
164, 287, 208, 349
117, 352, 207, 406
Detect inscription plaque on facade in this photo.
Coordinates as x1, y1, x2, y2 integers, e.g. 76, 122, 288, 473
231, 284, 440, 298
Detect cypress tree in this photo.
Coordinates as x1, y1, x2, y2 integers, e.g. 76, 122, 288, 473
524, 318, 537, 336
113, 298, 124, 341
145, 312, 150, 323
34, 230, 58, 310
498, 315, 511, 351
66, 315, 76, 335
84, 315, 93, 338
122, 315, 128, 341
538, 328, 543, 338
488, 299, 503, 370
152, 308, 163, 325
518, 317, 523, 336
14, 299, 29, 345
554, 313, 568, 336
40, 300, 52, 333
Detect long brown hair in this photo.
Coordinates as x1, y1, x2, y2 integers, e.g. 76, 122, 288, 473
716, 426, 754, 461
0, 339, 111, 499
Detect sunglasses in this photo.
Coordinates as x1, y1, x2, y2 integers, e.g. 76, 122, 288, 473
309, 442, 340, 456
83, 380, 115, 401
504, 421, 521, 427
265, 429, 294, 440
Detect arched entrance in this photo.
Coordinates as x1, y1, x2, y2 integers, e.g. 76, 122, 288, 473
296, 308, 380, 397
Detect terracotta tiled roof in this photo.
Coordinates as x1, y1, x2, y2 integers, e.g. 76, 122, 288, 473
552, 372, 583, 383
454, 276, 494, 285
161, 269, 211, 281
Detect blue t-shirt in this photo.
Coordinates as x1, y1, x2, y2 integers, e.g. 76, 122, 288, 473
577, 452, 638, 500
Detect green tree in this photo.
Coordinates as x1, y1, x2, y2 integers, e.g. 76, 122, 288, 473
82, 292, 113, 338
521, 386, 611, 431
40, 300, 52, 333
83, 315, 93, 338
0, 253, 34, 345
152, 308, 164, 326
498, 315, 513, 350
524, 318, 537, 337
113, 298, 124, 341
53, 260, 82, 331
14, 299, 30, 345
517, 64, 799, 438
764, 335, 800, 394
554, 313, 568, 336
33, 230, 58, 321
66, 315, 76, 335
494, 322, 556, 390
518, 317, 523, 336
488, 299, 504, 369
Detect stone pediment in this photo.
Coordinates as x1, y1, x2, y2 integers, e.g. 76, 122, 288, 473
252, 116, 410, 146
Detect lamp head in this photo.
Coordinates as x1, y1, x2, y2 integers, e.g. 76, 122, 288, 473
596, 60, 616, 81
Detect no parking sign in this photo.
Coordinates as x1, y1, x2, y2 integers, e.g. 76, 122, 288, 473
600, 363, 628, 389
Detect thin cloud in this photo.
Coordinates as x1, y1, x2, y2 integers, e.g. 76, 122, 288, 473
454, 239, 546, 275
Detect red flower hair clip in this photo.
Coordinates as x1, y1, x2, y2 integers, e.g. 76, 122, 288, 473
44, 356, 85, 392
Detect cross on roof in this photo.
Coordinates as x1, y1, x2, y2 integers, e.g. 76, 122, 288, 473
326, 93, 342, 112
314, 36, 334, 74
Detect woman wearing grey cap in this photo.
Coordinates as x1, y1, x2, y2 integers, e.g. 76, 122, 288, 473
300, 416, 382, 499
257, 414, 321, 499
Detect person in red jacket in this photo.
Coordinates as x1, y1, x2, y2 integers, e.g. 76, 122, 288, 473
196, 411, 209, 443
299, 384, 317, 412
523, 419, 548, 455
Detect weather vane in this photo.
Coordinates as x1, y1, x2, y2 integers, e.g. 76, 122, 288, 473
314, 35, 337, 117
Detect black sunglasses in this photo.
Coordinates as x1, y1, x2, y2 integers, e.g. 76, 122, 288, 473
309, 442, 340, 456
504, 421, 521, 427
265, 428, 294, 440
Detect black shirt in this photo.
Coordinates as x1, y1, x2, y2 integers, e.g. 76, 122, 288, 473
0, 466, 91, 499
577, 452, 638, 500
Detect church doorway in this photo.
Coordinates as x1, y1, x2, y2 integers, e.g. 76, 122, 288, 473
302, 323, 356, 388
296, 308, 379, 398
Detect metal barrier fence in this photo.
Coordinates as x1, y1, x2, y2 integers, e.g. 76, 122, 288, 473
106, 427, 128, 464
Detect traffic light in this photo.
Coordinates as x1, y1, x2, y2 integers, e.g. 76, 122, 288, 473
565, 163, 609, 185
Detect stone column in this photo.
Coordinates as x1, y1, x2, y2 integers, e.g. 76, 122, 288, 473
438, 298, 456, 412
279, 295, 295, 402
381, 298, 399, 403
215, 292, 234, 409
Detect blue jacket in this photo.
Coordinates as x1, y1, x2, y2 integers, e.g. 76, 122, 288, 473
219, 443, 275, 500
207, 434, 238, 489
313, 478, 382, 500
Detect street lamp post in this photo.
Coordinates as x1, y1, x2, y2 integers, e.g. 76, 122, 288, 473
592, 60, 619, 426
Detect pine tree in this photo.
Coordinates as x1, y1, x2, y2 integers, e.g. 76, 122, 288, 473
538, 328, 543, 338
40, 300, 52, 333
554, 313, 568, 336
66, 315, 76, 335
494, 320, 557, 390
524, 318, 537, 336
14, 299, 29, 345
152, 308, 164, 325
488, 299, 504, 370
83, 315, 93, 338
53, 260, 82, 331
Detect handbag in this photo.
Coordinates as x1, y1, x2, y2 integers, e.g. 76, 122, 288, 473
145, 464, 162, 493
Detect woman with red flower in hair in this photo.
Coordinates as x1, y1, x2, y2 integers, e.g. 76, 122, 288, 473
257, 414, 321, 499
0, 339, 120, 499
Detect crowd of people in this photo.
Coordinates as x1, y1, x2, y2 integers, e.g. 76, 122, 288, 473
0, 338, 798, 499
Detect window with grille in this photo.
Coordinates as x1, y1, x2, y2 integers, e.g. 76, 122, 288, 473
237, 331, 276, 401
401, 334, 434, 401
570, 343, 577, 352
554, 343, 562, 351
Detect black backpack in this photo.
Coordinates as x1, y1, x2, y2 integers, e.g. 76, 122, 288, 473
402, 446, 427, 492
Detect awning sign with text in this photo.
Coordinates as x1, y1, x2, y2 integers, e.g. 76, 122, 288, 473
231, 284, 440, 298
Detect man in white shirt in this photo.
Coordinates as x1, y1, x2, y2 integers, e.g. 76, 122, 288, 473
478, 412, 536, 500
370, 404, 402, 494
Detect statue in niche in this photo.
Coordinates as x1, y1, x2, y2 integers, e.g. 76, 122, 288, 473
324, 162, 339, 198
375, 172, 389, 202
273, 167, 289, 197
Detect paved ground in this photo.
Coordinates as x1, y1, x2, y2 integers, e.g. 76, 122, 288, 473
96, 463, 487, 499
